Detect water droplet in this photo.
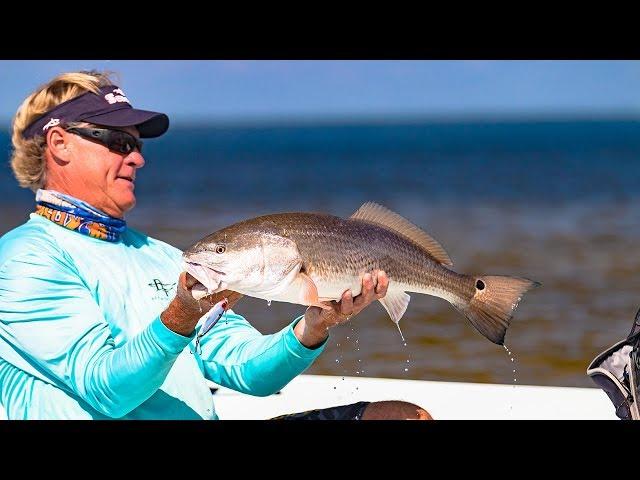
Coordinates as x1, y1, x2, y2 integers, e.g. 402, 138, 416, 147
403, 342, 407, 347
346, 336, 350, 340
267, 300, 272, 306
358, 359, 362, 362
356, 371, 360, 374
396, 324, 406, 342
356, 348, 360, 351
404, 368, 408, 372
342, 377, 345, 381
335, 359, 340, 363
503, 344, 518, 415
406, 360, 410, 363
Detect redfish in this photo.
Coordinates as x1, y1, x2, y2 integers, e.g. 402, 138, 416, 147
184, 202, 540, 344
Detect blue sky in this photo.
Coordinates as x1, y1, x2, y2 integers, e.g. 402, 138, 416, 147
1, 60, 639, 125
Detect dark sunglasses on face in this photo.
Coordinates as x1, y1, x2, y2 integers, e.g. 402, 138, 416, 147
65, 127, 143, 154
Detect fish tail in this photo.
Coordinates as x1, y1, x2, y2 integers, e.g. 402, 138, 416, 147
458, 275, 541, 345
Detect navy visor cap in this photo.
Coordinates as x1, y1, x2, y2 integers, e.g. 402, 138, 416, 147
22, 85, 169, 139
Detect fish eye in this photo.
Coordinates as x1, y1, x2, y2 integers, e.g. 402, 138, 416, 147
215, 245, 226, 254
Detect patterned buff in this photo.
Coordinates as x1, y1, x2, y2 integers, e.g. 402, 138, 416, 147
34, 189, 126, 242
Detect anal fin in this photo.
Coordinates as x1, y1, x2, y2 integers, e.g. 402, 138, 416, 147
379, 290, 411, 324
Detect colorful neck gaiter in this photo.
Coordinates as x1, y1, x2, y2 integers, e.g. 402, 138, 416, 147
34, 189, 126, 242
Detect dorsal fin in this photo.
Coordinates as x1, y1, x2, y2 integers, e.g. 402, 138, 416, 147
350, 202, 453, 266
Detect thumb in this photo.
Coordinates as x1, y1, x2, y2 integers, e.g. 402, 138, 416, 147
183, 272, 200, 290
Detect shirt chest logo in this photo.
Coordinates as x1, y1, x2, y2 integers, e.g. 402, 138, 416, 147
148, 279, 177, 301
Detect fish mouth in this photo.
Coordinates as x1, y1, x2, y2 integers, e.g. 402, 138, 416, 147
183, 261, 226, 292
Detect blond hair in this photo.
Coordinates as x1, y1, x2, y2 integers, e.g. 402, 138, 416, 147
9, 70, 118, 191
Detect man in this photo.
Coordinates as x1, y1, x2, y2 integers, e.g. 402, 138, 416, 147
0, 70, 431, 420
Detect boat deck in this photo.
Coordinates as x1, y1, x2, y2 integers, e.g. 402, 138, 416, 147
0, 374, 616, 420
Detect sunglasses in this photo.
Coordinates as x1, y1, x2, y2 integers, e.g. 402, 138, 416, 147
65, 127, 143, 154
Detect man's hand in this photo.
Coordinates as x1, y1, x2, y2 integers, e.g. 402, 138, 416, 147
294, 270, 389, 348
161, 272, 243, 336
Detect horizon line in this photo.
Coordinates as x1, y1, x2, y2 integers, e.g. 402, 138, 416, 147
2, 111, 640, 131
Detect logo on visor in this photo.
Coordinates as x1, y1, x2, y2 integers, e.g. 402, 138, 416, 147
104, 88, 131, 105
42, 118, 60, 131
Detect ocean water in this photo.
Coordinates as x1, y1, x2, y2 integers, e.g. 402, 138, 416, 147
2, 118, 640, 388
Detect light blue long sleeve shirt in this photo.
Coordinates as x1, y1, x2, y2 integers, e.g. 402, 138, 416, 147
0, 214, 325, 419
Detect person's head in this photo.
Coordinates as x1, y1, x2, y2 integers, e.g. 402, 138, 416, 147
10, 70, 169, 218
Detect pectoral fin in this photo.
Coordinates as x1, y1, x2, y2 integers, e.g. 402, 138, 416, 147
296, 272, 332, 310
379, 290, 411, 324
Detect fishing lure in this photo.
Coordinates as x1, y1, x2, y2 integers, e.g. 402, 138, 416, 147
194, 297, 229, 355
